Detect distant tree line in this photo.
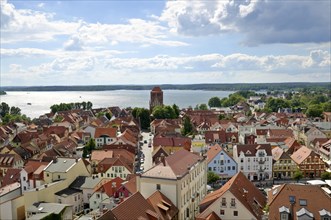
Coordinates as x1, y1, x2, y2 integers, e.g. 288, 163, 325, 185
0, 91, 6, 95
50, 101, 93, 113
2, 82, 329, 92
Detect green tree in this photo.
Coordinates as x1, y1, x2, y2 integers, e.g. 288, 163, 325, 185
322, 102, 331, 112
172, 104, 180, 117
87, 101, 93, 109
0, 102, 10, 117
321, 172, 331, 181
207, 171, 220, 184
306, 104, 323, 117
10, 106, 21, 115
85, 138, 96, 155
264, 97, 290, 112
198, 104, 208, 110
208, 97, 222, 108
152, 105, 177, 119
133, 108, 151, 130
181, 116, 193, 136
293, 169, 303, 182
105, 112, 112, 120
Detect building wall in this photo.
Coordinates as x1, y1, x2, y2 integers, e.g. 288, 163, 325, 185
202, 191, 257, 220
273, 159, 298, 179
44, 159, 90, 184
99, 166, 132, 180
140, 158, 207, 220
234, 147, 273, 181
0, 195, 25, 220
89, 192, 109, 210
56, 192, 83, 214
207, 151, 237, 178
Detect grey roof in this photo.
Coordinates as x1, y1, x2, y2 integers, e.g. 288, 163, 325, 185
279, 206, 290, 213
319, 209, 331, 217
26, 213, 51, 220
313, 122, 331, 130
55, 187, 82, 197
27, 202, 72, 215
44, 158, 80, 173
70, 176, 102, 189
296, 208, 313, 218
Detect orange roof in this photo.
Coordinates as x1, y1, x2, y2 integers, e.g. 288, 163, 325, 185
147, 191, 178, 220
290, 146, 312, 164
109, 192, 158, 219
206, 144, 223, 164
268, 184, 331, 220
199, 172, 266, 219
94, 127, 117, 138
151, 86, 162, 92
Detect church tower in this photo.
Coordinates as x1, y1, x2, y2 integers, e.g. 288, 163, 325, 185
149, 86, 163, 111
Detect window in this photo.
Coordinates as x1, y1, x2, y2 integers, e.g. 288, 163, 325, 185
208, 167, 211, 171
299, 199, 307, 206
58, 175, 60, 179
156, 184, 161, 190
220, 210, 225, 215
233, 211, 238, 216
23, 177, 26, 181
221, 198, 226, 207
97, 194, 100, 199
186, 208, 190, 218
280, 213, 288, 220
58, 199, 61, 203
231, 198, 236, 207
46, 173, 49, 177
24, 186, 26, 190
232, 166, 235, 170
289, 196, 295, 204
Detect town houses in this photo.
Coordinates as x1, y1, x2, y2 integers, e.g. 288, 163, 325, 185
0, 87, 330, 220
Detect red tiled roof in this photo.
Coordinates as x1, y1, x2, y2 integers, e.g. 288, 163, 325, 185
147, 191, 178, 220
290, 145, 312, 164
94, 127, 117, 138
268, 184, 331, 220
151, 86, 162, 92
109, 192, 158, 220
95, 177, 123, 196
206, 144, 223, 164
235, 144, 272, 157
1, 168, 21, 187
199, 172, 266, 219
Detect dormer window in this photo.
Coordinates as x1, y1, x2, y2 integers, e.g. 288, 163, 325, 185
279, 206, 290, 220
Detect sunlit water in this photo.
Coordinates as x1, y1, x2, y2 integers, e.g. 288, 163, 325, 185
0, 90, 233, 119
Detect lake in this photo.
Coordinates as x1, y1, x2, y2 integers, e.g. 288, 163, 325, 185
0, 90, 233, 119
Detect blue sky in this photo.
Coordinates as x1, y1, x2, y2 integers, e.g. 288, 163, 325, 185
1, 0, 330, 86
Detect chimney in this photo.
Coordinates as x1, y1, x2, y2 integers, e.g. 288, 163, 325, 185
160, 153, 166, 166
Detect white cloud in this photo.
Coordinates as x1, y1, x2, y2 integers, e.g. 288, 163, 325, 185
37, 3, 45, 8
0, 0, 188, 47
0, 0, 80, 43
158, 0, 331, 44
2, 47, 329, 85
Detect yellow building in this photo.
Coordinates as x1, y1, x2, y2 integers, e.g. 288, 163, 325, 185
139, 149, 207, 220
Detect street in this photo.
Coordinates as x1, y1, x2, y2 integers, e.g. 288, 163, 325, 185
138, 132, 154, 172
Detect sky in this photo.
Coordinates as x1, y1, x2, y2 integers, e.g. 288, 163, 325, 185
1, 0, 330, 86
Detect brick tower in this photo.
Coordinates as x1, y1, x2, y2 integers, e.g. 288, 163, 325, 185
149, 86, 163, 111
